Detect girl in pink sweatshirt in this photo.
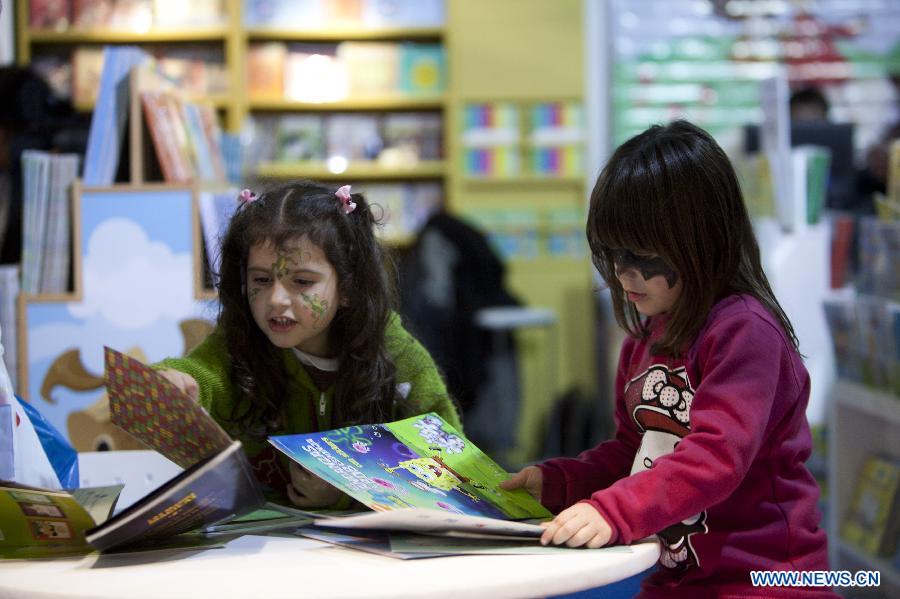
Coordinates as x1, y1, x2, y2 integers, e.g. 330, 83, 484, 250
503, 120, 834, 597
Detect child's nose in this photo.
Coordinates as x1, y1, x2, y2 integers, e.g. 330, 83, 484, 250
269, 281, 291, 306
616, 266, 640, 284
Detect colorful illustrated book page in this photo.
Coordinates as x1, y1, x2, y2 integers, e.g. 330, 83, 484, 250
269, 413, 551, 521
104, 347, 232, 469
0, 483, 97, 559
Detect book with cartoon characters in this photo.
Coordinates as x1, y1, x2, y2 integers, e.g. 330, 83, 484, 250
268, 413, 552, 526
0, 482, 123, 559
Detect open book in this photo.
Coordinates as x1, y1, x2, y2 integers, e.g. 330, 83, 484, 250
84, 347, 266, 552
84, 440, 265, 552
268, 413, 551, 536
103, 347, 550, 542
0, 482, 123, 559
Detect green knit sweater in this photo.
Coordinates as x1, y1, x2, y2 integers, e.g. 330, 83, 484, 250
156, 313, 462, 460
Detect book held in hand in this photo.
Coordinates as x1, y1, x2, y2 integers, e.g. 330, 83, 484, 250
91, 347, 266, 552
84, 440, 265, 553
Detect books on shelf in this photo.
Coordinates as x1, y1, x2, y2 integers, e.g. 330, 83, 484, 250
0, 267, 19, 391
247, 41, 445, 102
152, 0, 225, 29
140, 90, 194, 184
72, 0, 117, 29
247, 42, 287, 99
29, 0, 72, 30
244, 0, 444, 29
339, 42, 400, 97
398, 44, 445, 96
325, 114, 384, 161
284, 44, 348, 103
82, 45, 148, 187
275, 115, 326, 162
259, 111, 443, 166
361, 0, 444, 28
364, 182, 442, 242
198, 190, 239, 280
841, 454, 900, 558
72, 46, 106, 107
20, 150, 79, 295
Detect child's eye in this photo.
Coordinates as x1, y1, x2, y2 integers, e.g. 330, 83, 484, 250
252, 276, 271, 285
293, 278, 313, 286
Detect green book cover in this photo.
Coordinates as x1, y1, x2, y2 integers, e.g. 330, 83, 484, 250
0, 484, 97, 559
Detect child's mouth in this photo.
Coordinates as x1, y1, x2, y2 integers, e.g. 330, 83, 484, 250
627, 291, 646, 303
269, 316, 297, 332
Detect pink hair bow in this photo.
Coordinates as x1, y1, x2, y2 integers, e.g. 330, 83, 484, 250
335, 185, 356, 214
239, 188, 257, 203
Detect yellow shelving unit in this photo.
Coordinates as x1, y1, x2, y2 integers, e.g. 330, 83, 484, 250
256, 160, 446, 181
446, 0, 593, 464
15, 0, 594, 464
17, 0, 246, 131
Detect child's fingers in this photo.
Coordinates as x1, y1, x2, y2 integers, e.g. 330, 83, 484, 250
158, 369, 199, 401
289, 461, 313, 488
286, 482, 313, 507
499, 470, 526, 490
540, 520, 560, 545
542, 510, 585, 546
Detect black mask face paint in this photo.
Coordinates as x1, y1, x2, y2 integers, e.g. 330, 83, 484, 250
611, 249, 679, 288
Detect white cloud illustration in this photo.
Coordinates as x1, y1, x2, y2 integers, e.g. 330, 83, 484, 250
68, 218, 199, 329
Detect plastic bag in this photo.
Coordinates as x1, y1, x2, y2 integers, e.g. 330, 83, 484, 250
0, 323, 79, 489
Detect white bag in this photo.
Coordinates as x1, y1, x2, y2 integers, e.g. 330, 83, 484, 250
0, 322, 63, 489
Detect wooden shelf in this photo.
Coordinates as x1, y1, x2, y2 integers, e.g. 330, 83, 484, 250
27, 27, 231, 43
256, 161, 446, 180
248, 97, 445, 112
462, 174, 584, 186
74, 93, 231, 114
246, 27, 443, 41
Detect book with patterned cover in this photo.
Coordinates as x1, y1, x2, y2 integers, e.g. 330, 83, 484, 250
104, 346, 231, 469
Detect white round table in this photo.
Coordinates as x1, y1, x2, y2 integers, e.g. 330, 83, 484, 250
0, 534, 659, 599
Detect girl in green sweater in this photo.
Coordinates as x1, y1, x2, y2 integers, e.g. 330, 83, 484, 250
157, 181, 460, 509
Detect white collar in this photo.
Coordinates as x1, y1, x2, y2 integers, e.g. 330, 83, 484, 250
291, 348, 340, 372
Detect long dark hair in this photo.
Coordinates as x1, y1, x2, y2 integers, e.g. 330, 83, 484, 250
216, 180, 397, 431
586, 120, 799, 356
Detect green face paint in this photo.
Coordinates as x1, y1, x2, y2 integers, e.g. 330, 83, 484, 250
272, 253, 294, 280
248, 286, 261, 303
301, 292, 329, 328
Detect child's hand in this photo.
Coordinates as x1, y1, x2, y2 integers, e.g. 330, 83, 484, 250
499, 465, 543, 501
540, 503, 612, 548
286, 462, 344, 508
158, 369, 199, 402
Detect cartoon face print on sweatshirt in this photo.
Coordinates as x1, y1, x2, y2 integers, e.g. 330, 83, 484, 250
624, 364, 708, 571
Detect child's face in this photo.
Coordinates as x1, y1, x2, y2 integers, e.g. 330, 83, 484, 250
613, 250, 682, 317
246, 238, 342, 356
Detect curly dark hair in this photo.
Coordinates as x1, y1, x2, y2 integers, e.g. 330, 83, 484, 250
215, 180, 397, 432
587, 120, 799, 357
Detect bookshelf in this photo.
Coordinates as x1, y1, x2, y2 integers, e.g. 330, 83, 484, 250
14, 0, 595, 466
17, 0, 449, 240
828, 380, 900, 595
17, 0, 245, 131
